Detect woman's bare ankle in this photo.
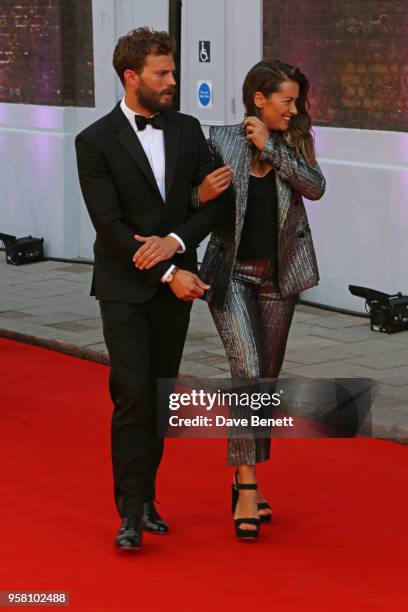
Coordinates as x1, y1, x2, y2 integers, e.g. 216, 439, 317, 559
235, 465, 257, 484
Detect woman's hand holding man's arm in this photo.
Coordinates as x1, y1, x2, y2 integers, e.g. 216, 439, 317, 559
198, 165, 233, 204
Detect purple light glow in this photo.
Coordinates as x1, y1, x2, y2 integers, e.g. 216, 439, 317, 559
313, 127, 330, 158
31, 133, 60, 174
0, 105, 8, 124
394, 133, 408, 165
31, 106, 63, 131
0, 102, 63, 131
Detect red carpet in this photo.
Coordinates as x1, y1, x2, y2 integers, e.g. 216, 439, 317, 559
1, 337, 407, 611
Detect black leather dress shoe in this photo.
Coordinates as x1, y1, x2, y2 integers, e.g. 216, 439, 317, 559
142, 502, 168, 535
115, 515, 143, 550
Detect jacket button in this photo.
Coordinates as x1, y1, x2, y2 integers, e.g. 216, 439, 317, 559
297, 230, 305, 238
218, 246, 224, 252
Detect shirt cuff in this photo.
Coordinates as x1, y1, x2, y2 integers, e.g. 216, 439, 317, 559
169, 232, 186, 253
161, 264, 176, 283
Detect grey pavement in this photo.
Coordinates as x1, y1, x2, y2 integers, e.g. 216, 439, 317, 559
1, 252, 408, 443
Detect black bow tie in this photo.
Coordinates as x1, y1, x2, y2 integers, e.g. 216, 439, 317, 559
135, 113, 165, 131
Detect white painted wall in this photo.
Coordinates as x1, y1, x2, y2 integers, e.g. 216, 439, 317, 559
0, 0, 168, 261
303, 127, 408, 312
180, 0, 262, 126
0, 0, 406, 314
180, 0, 262, 263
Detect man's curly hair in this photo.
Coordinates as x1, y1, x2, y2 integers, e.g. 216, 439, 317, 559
113, 27, 176, 85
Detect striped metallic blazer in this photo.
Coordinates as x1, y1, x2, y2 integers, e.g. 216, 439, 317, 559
194, 122, 326, 309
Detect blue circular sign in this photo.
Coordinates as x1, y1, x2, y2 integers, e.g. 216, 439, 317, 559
198, 82, 211, 107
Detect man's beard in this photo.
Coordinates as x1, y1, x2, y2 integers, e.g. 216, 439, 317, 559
136, 77, 175, 113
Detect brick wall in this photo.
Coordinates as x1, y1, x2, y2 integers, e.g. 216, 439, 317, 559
0, 0, 94, 106
263, 0, 408, 131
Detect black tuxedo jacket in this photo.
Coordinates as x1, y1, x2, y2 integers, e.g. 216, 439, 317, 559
75, 103, 226, 303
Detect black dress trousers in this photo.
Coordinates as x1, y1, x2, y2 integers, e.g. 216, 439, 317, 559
99, 284, 192, 518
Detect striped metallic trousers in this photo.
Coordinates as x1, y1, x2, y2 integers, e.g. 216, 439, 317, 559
210, 259, 296, 466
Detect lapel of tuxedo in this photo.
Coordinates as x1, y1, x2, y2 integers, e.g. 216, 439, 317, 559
112, 103, 163, 201
163, 112, 180, 199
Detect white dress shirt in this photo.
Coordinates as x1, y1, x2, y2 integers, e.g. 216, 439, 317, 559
120, 97, 185, 281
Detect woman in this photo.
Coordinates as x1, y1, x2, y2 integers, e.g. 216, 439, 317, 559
196, 59, 326, 539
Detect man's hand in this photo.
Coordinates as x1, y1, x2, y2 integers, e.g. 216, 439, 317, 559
168, 269, 210, 301
243, 116, 269, 151
133, 234, 180, 269
198, 166, 233, 204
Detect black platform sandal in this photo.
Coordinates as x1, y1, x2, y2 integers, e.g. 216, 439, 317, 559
231, 473, 260, 540
257, 502, 273, 524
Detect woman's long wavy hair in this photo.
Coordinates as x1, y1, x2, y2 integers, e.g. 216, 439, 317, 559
243, 59, 316, 164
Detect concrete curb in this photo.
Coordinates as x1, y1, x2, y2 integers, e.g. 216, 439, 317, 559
0, 328, 110, 366
2, 327, 406, 446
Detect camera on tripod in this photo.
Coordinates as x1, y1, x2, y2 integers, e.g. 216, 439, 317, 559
349, 285, 408, 334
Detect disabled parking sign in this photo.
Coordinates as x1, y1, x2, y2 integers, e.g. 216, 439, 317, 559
197, 81, 213, 108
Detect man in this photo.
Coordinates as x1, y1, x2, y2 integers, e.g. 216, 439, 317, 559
75, 27, 232, 551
